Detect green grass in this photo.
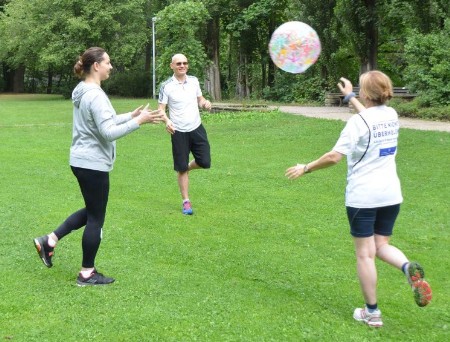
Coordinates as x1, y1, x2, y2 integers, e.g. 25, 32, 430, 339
0, 94, 449, 341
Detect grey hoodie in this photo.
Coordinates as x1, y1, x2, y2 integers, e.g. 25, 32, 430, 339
70, 81, 140, 172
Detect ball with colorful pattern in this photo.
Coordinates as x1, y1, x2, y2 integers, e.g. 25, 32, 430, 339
269, 21, 321, 74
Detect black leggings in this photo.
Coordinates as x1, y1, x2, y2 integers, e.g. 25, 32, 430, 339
53, 166, 110, 268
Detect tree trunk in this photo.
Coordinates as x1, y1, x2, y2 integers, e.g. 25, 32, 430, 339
267, 16, 276, 88
47, 69, 53, 94
365, 0, 378, 71
145, 42, 151, 73
261, 58, 266, 91
13, 65, 25, 93
144, 41, 153, 98
2, 63, 12, 92
3, 64, 25, 93
204, 17, 222, 101
359, 59, 370, 75
236, 49, 249, 99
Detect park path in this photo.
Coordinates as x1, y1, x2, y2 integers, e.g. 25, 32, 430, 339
273, 105, 450, 133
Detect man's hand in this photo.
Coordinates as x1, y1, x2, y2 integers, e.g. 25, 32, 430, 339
165, 118, 175, 134
285, 164, 307, 180
201, 100, 212, 111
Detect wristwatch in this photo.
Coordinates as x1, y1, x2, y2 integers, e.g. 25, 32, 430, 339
304, 164, 311, 174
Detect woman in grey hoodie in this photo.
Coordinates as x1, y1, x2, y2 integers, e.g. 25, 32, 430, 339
33, 47, 164, 286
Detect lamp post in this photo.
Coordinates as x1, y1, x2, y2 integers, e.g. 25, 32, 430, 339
152, 17, 157, 99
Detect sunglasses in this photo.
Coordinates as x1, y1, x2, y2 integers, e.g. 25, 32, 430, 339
176, 62, 188, 66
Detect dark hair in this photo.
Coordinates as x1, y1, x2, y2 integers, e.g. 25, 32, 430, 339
73, 47, 106, 79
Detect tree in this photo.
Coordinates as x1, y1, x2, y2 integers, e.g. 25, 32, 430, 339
335, 0, 378, 73
143, 0, 169, 97
222, 0, 287, 99
333, 0, 449, 82
0, 0, 28, 92
0, 0, 148, 94
404, 18, 450, 106
155, 1, 210, 84
290, 0, 340, 87
201, 0, 235, 101
1, 0, 449, 102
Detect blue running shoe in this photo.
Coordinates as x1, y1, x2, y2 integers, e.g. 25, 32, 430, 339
182, 200, 193, 215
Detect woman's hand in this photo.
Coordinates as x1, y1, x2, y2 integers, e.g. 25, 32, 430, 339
130, 105, 146, 118
285, 164, 307, 180
135, 109, 165, 125
337, 77, 353, 96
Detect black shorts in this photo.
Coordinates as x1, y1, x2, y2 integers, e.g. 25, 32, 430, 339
346, 204, 400, 238
171, 124, 211, 172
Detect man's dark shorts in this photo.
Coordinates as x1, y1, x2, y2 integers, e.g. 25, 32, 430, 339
346, 204, 400, 238
171, 124, 211, 172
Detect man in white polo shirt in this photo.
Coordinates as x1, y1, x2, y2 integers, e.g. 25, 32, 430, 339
158, 53, 212, 215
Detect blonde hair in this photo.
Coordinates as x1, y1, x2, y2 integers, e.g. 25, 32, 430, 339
359, 70, 393, 105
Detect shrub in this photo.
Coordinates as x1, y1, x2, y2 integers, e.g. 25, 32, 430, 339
263, 69, 326, 104
404, 19, 450, 106
391, 98, 450, 121
103, 70, 151, 98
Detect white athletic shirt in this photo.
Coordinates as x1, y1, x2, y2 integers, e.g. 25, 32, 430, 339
158, 75, 202, 132
333, 105, 403, 208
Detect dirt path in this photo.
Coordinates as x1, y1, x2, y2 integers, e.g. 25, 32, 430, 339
274, 106, 450, 133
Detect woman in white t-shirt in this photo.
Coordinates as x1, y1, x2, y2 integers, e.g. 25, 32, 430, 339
285, 71, 432, 327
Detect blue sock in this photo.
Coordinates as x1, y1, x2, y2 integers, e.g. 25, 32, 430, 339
366, 303, 378, 313
402, 262, 409, 275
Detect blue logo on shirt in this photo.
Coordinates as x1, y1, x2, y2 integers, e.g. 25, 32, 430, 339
379, 146, 397, 156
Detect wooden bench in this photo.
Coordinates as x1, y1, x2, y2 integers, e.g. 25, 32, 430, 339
325, 87, 417, 107
210, 103, 270, 113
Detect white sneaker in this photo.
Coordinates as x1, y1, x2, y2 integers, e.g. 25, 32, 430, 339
353, 307, 383, 327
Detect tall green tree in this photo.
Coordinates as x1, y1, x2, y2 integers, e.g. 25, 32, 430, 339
1, 0, 449, 102
335, 0, 378, 73
144, 0, 167, 79
333, 0, 449, 81
0, 0, 27, 92
155, 1, 210, 84
223, 0, 287, 99
404, 18, 450, 106
0, 0, 148, 93
200, 0, 234, 101
287, 0, 341, 90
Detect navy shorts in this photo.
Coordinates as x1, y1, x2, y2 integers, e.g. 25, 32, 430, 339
171, 124, 211, 172
346, 204, 400, 238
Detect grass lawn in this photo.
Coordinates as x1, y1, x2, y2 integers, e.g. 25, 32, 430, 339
0, 94, 449, 341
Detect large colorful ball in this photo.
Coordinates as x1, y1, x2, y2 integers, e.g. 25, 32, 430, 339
269, 21, 321, 74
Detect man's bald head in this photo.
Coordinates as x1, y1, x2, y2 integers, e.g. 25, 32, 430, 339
172, 54, 187, 63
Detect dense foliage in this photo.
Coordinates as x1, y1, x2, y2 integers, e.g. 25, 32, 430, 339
404, 19, 450, 107
155, 0, 210, 82
0, 0, 449, 110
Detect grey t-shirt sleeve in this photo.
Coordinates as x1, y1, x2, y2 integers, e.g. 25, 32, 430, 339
90, 92, 139, 142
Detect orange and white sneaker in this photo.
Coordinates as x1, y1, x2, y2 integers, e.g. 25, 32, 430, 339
406, 262, 432, 307
353, 307, 383, 327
